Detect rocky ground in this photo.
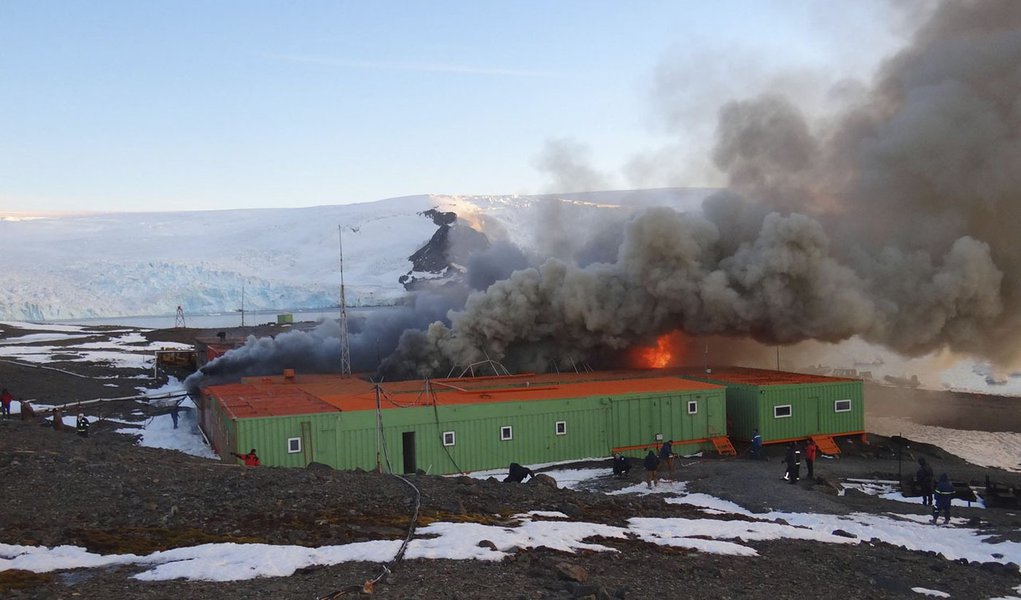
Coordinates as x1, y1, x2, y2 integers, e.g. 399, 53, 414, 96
2, 323, 1021, 599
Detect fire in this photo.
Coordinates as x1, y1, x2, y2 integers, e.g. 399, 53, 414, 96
633, 331, 685, 369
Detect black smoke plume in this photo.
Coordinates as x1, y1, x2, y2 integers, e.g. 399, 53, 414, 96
382, 1, 1021, 378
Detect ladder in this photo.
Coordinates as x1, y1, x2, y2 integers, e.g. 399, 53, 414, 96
711, 436, 737, 457
811, 434, 841, 455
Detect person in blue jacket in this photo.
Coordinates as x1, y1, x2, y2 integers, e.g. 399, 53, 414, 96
932, 473, 955, 524
643, 450, 660, 488
658, 439, 675, 474
750, 430, 763, 460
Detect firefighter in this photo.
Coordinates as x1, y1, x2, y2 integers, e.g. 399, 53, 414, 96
932, 473, 955, 524
783, 443, 801, 484
76, 413, 90, 438
750, 429, 763, 460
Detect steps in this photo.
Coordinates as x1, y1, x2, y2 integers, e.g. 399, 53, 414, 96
711, 436, 737, 457
811, 434, 841, 455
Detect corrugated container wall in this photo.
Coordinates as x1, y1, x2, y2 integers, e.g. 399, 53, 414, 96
205, 384, 729, 474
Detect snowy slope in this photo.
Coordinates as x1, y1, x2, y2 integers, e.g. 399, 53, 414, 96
0, 189, 709, 321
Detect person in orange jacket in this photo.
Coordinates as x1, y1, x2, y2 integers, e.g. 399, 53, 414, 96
232, 449, 261, 467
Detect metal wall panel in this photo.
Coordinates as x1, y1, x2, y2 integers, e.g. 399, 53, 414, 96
214, 387, 728, 474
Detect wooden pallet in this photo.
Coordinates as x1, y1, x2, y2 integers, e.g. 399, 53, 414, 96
711, 436, 737, 457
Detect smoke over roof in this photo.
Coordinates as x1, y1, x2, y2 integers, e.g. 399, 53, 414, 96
382, 0, 1021, 378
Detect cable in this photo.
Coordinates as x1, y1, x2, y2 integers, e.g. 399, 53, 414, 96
316, 387, 423, 599
426, 381, 466, 476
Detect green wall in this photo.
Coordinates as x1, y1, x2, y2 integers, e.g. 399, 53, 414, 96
215, 386, 728, 474
691, 379, 864, 443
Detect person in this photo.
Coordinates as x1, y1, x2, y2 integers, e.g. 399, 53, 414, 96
750, 429, 763, 460
804, 438, 818, 479
52, 407, 64, 431
0, 388, 12, 419
504, 462, 533, 483
612, 453, 631, 478
932, 473, 955, 524
232, 448, 261, 467
783, 443, 801, 484
916, 457, 934, 506
170, 405, 179, 429
659, 439, 674, 473
643, 449, 660, 488
76, 413, 90, 438
19, 398, 35, 421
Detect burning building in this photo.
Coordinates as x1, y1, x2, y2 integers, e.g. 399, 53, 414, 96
198, 370, 731, 474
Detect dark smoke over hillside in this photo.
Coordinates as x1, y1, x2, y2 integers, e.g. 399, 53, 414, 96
382, 0, 1021, 378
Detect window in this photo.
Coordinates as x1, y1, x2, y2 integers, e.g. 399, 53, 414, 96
555, 421, 567, 436
834, 399, 852, 413
500, 425, 513, 441
774, 404, 792, 418
442, 431, 456, 447
287, 437, 301, 453
687, 400, 698, 415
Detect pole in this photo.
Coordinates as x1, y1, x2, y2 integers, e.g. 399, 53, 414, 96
375, 383, 383, 473
776, 346, 780, 370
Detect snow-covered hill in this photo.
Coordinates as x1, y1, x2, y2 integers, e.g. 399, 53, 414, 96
0, 189, 710, 321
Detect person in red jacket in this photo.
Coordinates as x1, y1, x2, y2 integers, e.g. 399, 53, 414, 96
232, 449, 261, 467
0, 388, 13, 420
804, 438, 818, 479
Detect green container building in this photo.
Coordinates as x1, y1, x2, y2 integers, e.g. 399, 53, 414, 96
198, 371, 730, 474
677, 367, 865, 447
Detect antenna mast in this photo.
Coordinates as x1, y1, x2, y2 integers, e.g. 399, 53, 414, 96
338, 225, 352, 377
174, 305, 186, 328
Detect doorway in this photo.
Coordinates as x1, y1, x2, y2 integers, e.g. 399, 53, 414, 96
402, 431, 416, 474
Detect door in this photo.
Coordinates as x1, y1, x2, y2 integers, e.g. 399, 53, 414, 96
402, 431, 416, 474
705, 395, 722, 437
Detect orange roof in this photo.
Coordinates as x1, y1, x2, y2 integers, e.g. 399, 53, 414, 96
205, 382, 341, 419
674, 366, 857, 386
202, 371, 724, 419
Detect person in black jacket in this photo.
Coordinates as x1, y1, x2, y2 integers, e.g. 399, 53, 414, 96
612, 453, 631, 478
916, 458, 934, 506
504, 462, 533, 483
643, 450, 660, 488
75, 413, 90, 438
783, 443, 800, 484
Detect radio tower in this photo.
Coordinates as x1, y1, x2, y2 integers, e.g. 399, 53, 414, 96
338, 225, 352, 377
174, 305, 186, 328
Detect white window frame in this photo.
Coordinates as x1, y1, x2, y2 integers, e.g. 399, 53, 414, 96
555, 421, 567, 436
500, 425, 513, 441
287, 437, 301, 454
834, 399, 852, 413
774, 404, 792, 419
687, 400, 698, 415
442, 431, 456, 447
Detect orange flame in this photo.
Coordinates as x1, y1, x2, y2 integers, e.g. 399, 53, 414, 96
633, 331, 685, 369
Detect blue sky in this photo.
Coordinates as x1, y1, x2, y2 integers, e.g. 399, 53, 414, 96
1, 1, 909, 212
